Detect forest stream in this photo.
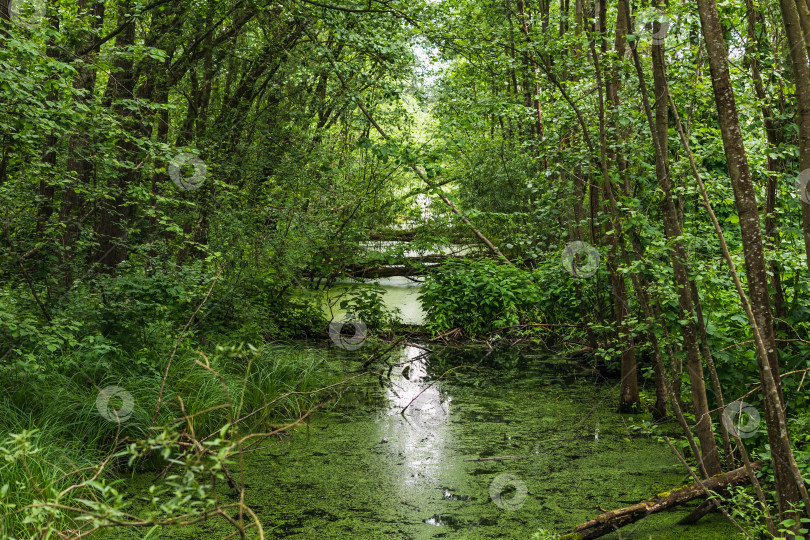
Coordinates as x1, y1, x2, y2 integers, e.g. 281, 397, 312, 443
7, 0, 810, 537
117, 343, 740, 539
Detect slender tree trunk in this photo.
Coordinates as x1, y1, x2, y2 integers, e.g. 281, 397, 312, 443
93, 0, 139, 271
690, 280, 735, 468
572, 167, 600, 350
0, 0, 9, 29
695, 0, 802, 518
59, 0, 106, 288
517, 0, 547, 161
744, 0, 787, 328
788, 0, 810, 278
592, 0, 638, 411
37, 10, 60, 236
626, 0, 722, 475
622, 215, 669, 418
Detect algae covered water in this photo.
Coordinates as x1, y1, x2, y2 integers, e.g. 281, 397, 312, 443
320, 276, 426, 325
125, 344, 741, 539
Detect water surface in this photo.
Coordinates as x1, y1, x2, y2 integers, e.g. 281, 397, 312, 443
127, 345, 740, 539
321, 276, 425, 325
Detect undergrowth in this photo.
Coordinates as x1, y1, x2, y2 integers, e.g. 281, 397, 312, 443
0, 337, 331, 538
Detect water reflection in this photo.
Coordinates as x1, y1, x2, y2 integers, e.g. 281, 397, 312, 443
382, 345, 452, 489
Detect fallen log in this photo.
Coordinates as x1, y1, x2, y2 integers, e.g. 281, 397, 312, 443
364, 254, 457, 264
558, 461, 763, 539
368, 231, 418, 241
347, 263, 437, 279
345, 254, 465, 278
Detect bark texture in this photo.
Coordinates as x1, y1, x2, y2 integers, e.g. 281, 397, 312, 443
696, 0, 800, 516
560, 461, 763, 539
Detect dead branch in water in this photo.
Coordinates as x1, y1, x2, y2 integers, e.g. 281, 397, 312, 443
559, 461, 763, 539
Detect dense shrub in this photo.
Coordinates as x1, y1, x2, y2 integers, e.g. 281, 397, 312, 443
419, 259, 543, 337
337, 284, 402, 330
167, 274, 329, 344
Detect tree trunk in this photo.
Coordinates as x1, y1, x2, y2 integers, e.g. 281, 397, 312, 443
792, 0, 810, 278
696, 0, 802, 519
94, 0, 139, 271
603, 0, 639, 412
640, 0, 722, 475
59, 0, 106, 288
690, 280, 735, 468
589, 9, 633, 403
744, 0, 787, 329
560, 461, 763, 540
37, 10, 60, 236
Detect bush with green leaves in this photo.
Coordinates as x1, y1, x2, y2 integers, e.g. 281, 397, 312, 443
337, 284, 402, 330
193, 276, 329, 344
419, 259, 544, 337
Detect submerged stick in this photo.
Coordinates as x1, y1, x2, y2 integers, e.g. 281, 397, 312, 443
463, 455, 525, 462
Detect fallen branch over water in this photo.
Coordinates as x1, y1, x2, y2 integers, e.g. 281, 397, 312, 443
558, 461, 763, 539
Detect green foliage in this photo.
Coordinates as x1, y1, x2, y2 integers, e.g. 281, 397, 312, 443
0, 342, 330, 537
530, 529, 558, 540
2, 0, 810, 535
775, 518, 810, 540
419, 259, 542, 337
0, 1, 422, 534
195, 276, 329, 344
338, 284, 402, 330
722, 485, 773, 538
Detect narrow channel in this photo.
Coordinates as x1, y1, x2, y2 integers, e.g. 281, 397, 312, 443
132, 344, 739, 539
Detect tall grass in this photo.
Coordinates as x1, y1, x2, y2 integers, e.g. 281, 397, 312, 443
0, 342, 331, 538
